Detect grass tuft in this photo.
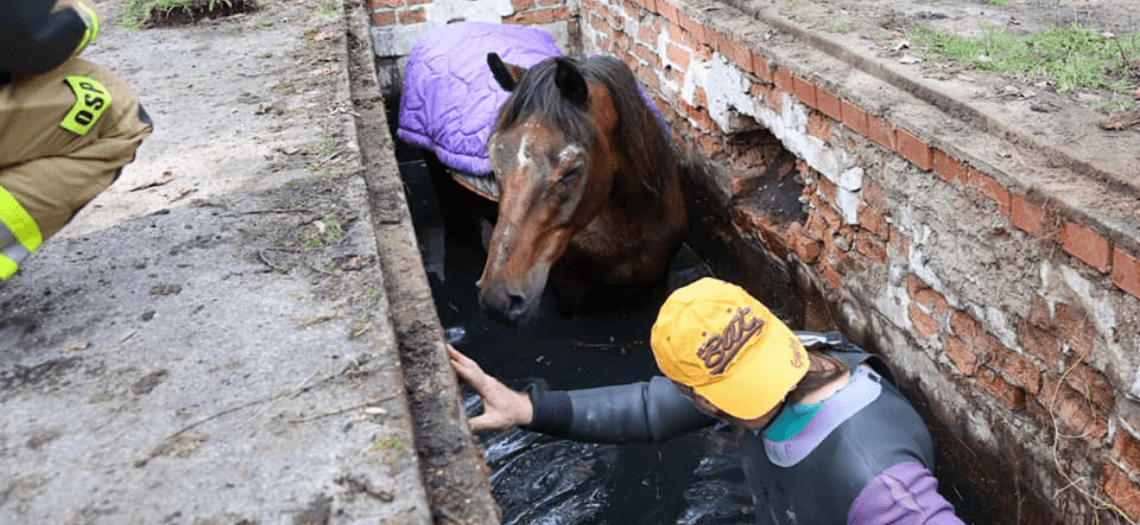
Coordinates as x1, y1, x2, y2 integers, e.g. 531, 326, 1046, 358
910, 23, 1140, 109
116, 0, 250, 29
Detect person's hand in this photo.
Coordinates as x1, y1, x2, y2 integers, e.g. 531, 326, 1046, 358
448, 344, 534, 431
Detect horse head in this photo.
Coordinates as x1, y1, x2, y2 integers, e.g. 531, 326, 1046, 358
476, 53, 684, 325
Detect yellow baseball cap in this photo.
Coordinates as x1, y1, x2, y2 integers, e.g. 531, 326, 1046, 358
650, 277, 809, 419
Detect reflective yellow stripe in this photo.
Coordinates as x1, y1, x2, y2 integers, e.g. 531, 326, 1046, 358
73, 0, 100, 54
60, 75, 112, 136
0, 256, 18, 281
0, 186, 43, 281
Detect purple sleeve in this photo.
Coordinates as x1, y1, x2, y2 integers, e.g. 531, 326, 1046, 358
847, 461, 967, 525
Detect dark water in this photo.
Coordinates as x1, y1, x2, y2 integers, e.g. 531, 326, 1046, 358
398, 149, 756, 524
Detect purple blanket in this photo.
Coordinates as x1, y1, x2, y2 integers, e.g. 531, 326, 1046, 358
398, 22, 561, 176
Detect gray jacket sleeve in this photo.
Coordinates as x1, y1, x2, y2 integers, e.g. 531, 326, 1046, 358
523, 376, 717, 443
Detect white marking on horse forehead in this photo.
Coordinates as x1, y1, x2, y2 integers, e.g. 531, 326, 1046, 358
557, 144, 584, 164
516, 134, 532, 170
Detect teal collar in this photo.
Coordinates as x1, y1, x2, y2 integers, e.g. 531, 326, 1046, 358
762, 399, 825, 442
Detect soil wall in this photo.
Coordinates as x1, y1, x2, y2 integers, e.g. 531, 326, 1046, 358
364, 0, 1140, 523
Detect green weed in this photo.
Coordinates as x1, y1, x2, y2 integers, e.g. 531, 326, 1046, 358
116, 0, 242, 29
909, 23, 1140, 97
369, 436, 408, 467
826, 22, 855, 34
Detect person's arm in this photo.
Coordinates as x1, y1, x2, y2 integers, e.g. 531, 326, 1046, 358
847, 461, 967, 525
449, 345, 715, 443
0, 0, 101, 76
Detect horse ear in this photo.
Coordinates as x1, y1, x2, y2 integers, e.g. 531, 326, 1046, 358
553, 57, 588, 107
487, 52, 525, 92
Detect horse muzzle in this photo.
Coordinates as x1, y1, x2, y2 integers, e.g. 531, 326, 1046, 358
475, 273, 547, 325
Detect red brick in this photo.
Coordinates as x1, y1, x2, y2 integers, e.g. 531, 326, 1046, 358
1025, 395, 1052, 426
807, 112, 831, 142
398, 7, 425, 23
503, 6, 571, 25
685, 102, 716, 132
1063, 360, 1114, 411
666, 21, 684, 43
665, 42, 690, 70
1061, 220, 1113, 273
1039, 374, 1108, 442
817, 175, 838, 206
1101, 463, 1140, 521
910, 304, 941, 340
1115, 431, 1140, 475
368, 0, 402, 7
888, 226, 909, 260
761, 81, 781, 109
914, 291, 949, 323
773, 67, 794, 94
977, 367, 1026, 411
944, 336, 979, 376
721, 36, 751, 69
677, 11, 699, 36
815, 86, 842, 120
862, 178, 888, 212
1028, 294, 1052, 328
657, 0, 680, 24
1011, 194, 1049, 236
821, 260, 843, 290
639, 22, 658, 44
632, 43, 660, 70
639, 0, 658, 13
969, 168, 1012, 217
932, 149, 967, 185
802, 218, 827, 252
858, 204, 888, 239
793, 76, 817, 108
855, 231, 887, 264
794, 236, 823, 263
512, 0, 536, 10
867, 114, 896, 151
1054, 302, 1096, 359
369, 10, 396, 25
840, 99, 868, 137
895, 128, 933, 171
751, 52, 772, 83
990, 344, 1041, 394
406, 0, 430, 5
693, 85, 708, 110
949, 310, 983, 349
1115, 249, 1140, 299
1018, 319, 1064, 370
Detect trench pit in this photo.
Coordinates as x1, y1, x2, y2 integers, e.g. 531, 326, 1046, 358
377, 87, 1014, 523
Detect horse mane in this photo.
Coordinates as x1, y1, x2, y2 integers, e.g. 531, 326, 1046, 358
494, 55, 678, 196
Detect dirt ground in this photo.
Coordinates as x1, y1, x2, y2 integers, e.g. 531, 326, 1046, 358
713, 0, 1140, 212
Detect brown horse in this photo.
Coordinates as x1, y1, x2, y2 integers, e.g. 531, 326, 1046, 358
476, 53, 688, 324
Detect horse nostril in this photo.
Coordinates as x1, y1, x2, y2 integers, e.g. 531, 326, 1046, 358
506, 292, 527, 320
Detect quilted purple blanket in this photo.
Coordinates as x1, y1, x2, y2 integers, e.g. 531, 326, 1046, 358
397, 22, 561, 176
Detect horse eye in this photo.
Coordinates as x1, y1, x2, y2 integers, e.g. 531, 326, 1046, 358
560, 166, 583, 183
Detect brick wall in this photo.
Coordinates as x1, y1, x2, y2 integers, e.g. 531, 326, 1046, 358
367, 0, 1140, 522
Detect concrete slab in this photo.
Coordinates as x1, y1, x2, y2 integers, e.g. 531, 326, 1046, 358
0, 0, 496, 523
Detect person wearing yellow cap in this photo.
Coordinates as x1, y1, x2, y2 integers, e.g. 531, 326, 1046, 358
1, 0, 152, 281
450, 276, 967, 524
